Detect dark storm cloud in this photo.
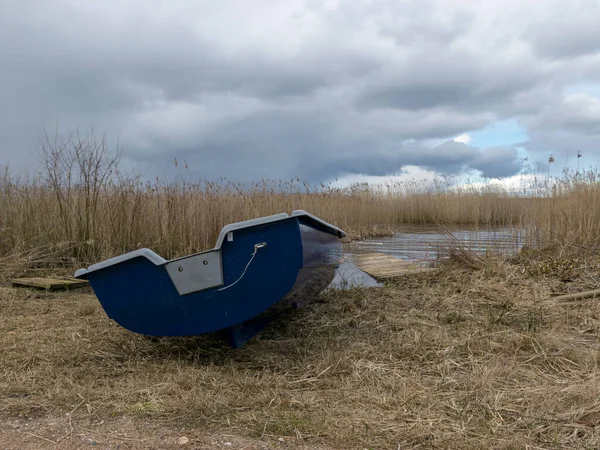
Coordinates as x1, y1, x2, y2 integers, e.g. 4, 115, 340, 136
355, 55, 545, 112
521, 132, 600, 175
525, 0, 600, 60
468, 147, 522, 179
526, 94, 600, 136
519, 92, 600, 173
0, 0, 599, 182
125, 101, 496, 181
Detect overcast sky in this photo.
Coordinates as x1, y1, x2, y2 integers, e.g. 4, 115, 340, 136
2, 0, 600, 185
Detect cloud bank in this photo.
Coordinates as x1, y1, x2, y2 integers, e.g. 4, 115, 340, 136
1, 0, 600, 182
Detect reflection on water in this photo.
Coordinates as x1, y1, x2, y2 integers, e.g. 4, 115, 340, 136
346, 226, 525, 263
328, 225, 525, 290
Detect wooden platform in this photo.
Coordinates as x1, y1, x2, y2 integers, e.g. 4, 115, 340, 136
352, 252, 433, 279
10, 276, 89, 291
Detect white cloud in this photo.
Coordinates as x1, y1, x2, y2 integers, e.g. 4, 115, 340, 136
456, 173, 539, 193
329, 165, 439, 188
453, 134, 472, 144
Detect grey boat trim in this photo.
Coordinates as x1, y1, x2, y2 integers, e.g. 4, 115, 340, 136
291, 210, 346, 238
74, 210, 345, 279
74, 248, 166, 278
213, 212, 289, 249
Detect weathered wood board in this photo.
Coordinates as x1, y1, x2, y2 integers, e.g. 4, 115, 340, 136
352, 252, 434, 279
10, 276, 89, 291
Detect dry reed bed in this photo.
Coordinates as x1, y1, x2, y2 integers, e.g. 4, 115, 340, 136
3, 162, 600, 266
3, 130, 600, 264
0, 174, 534, 262
2, 252, 600, 449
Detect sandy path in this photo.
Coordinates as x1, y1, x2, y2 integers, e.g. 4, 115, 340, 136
0, 416, 332, 450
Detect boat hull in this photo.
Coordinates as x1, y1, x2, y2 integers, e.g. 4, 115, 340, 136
75, 211, 345, 347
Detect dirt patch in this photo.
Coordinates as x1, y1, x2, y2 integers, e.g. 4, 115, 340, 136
2, 256, 600, 449
0, 414, 329, 449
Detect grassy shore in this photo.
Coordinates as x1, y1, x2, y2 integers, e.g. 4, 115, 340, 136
2, 249, 600, 449
2, 168, 600, 265
1, 130, 600, 267
2, 132, 600, 448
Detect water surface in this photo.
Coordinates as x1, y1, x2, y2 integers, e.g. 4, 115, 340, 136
329, 225, 524, 290
346, 225, 525, 263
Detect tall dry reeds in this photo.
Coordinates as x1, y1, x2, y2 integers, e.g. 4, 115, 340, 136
527, 168, 600, 250
1, 129, 599, 263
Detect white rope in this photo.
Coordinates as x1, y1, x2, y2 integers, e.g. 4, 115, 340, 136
217, 242, 266, 291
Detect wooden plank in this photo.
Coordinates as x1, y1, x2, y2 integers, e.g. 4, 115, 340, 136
353, 253, 415, 265
10, 277, 89, 291
359, 261, 416, 267
352, 252, 433, 279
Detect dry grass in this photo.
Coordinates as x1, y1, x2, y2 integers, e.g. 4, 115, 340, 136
2, 129, 600, 447
2, 130, 600, 265
0, 167, 530, 263
2, 252, 600, 449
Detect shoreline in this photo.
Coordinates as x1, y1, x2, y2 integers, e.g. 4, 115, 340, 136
2, 251, 599, 449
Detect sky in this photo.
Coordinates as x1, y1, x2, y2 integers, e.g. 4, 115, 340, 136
1, 0, 600, 186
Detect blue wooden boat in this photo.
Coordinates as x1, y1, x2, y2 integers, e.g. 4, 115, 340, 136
73, 210, 346, 347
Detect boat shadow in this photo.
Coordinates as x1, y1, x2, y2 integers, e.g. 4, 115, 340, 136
133, 292, 351, 365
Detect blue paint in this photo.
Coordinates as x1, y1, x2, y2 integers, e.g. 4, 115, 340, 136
75, 212, 345, 347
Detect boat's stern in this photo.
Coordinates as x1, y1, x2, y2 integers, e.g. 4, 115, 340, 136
280, 211, 346, 308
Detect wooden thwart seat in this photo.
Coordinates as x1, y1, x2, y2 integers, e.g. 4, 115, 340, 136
10, 277, 89, 291
352, 252, 434, 279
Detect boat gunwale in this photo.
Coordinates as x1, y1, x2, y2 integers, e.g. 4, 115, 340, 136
74, 210, 345, 278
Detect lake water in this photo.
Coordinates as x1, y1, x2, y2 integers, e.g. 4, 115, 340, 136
329, 225, 525, 290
